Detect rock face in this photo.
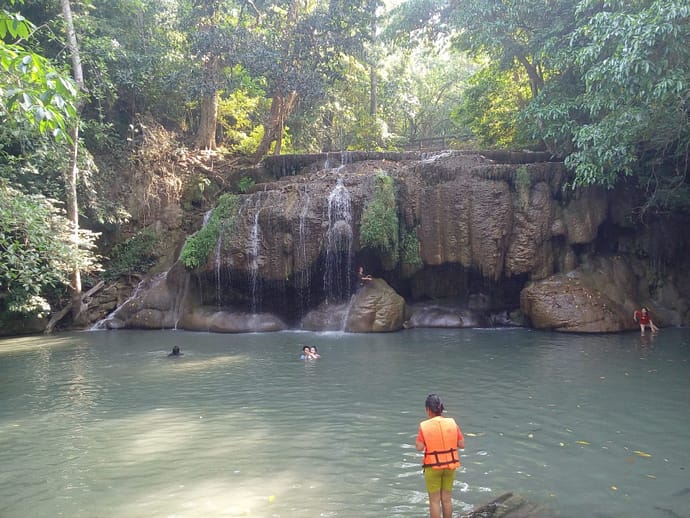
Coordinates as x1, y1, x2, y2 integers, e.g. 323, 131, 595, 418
193, 152, 596, 305
96, 150, 690, 333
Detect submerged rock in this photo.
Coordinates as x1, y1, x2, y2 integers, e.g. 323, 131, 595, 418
462, 492, 555, 517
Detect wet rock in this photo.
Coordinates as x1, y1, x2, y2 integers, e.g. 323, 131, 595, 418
179, 307, 287, 333
300, 301, 352, 331
404, 303, 488, 328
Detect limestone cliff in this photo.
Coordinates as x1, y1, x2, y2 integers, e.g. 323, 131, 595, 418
99, 150, 690, 333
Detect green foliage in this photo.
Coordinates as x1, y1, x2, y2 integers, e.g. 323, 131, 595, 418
237, 175, 255, 194
180, 193, 239, 270
348, 113, 389, 151
524, 0, 690, 212
218, 86, 268, 150
400, 228, 422, 270
231, 125, 264, 156
103, 230, 159, 280
452, 64, 534, 148
0, 180, 100, 314
0, 11, 77, 141
359, 171, 399, 269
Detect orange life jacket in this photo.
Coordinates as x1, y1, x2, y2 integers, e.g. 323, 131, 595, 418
420, 416, 460, 469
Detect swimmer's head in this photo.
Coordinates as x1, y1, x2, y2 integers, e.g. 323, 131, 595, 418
302, 345, 310, 353
425, 393, 444, 415
310, 346, 318, 353
171, 345, 180, 355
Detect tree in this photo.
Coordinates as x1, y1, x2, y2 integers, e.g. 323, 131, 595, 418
0, 4, 98, 323
1, 8, 77, 139
225, 0, 372, 159
186, 0, 232, 150
385, 0, 575, 145
58, 0, 91, 322
0, 180, 98, 317
452, 63, 532, 148
524, 0, 690, 212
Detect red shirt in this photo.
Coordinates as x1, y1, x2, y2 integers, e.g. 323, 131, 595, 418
635, 310, 650, 325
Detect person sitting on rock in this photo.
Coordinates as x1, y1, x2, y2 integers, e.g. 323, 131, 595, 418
357, 265, 373, 286
633, 307, 659, 335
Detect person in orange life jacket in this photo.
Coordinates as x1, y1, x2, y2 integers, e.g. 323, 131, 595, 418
633, 307, 659, 335
416, 394, 465, 518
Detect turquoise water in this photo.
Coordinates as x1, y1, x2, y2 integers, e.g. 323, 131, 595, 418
1, 328, 689, 517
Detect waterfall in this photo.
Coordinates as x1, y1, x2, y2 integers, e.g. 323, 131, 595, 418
214, 229, 223, 307
324, 151, 353, 171
324, 177, 353, 302
173, 272, 190, 330
296, 187, 311, 316
249, 197, 262, 313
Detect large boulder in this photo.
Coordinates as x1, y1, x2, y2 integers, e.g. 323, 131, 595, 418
345, 278, 405, 332
179, 307, 287, 332
100, 272, 180, 329
520, 256, 639, 332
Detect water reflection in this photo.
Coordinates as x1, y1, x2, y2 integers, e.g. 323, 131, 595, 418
1, 329, 689, 517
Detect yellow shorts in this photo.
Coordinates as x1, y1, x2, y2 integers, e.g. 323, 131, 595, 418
423, 467, 456, 493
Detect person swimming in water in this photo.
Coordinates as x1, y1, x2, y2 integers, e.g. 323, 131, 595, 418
168, 345, 183, 357
300, 345, 312, 360
309, 346, 320, 359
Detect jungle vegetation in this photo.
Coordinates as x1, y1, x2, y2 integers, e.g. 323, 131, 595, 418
1, 0, 689, 320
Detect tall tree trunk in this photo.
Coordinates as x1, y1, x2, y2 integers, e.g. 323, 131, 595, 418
61, 0, 85, 323
196, 89, 218, 150
253, 91, 298, 161
516, 54, 543, 98
369, 65, 377, 117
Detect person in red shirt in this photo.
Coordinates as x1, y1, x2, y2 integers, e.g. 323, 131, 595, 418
416, 394, 465, 518
633, 306, 659, 335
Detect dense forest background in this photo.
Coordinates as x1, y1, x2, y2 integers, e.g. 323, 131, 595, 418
1, 0, 688, 327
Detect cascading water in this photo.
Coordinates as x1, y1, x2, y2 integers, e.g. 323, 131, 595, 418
214, 229, 223, 307
324, 150, 353, 171
296, 187, 311, 316
248, 196, 263, 313
324, 177, 353, 302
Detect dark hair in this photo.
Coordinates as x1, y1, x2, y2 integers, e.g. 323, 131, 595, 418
302, 345, 310, 352
425, 394, 444, 415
